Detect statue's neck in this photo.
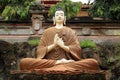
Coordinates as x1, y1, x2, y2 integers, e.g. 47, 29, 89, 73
55, 23, 63, 29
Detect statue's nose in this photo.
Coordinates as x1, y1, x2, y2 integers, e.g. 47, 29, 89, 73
58, 17, 61, 19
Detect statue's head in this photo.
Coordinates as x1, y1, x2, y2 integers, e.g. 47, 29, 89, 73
53, 7, 66, 25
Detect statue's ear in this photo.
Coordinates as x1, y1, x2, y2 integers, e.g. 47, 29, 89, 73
53, 17, 55, 25
64, 16, 66, 25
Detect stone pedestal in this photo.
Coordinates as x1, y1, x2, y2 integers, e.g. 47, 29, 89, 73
10, 70, 107, 80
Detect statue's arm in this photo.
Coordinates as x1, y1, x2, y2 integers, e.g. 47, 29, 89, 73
67, 29, 81, 60
47, 41, 70, 53
36, 32, 48, 59
47, 44, 56, 53
46, 34, 58, 53
60, 45, 70, 52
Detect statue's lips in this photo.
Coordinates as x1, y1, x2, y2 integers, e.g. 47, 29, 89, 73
58, 17, 62, 20
57, 18, 63, 21
58, 19, 62, 20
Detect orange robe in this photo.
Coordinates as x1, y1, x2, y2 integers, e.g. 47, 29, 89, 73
20, 27, 99, 71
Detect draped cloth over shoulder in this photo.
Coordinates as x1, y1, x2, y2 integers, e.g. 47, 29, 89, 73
36, 27, 81, 60
20, 27, 99, 72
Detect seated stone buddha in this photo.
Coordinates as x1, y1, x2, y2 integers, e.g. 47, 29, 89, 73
20, 8, 99, 72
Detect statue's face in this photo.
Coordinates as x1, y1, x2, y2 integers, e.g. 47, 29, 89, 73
54, 10, 65, 23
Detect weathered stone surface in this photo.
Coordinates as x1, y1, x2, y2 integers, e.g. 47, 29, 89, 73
97, 40, 120, 70
81, 48, 94, 59
111, 66, 120, 80
95, 40, 120, 80
13, 41, 37, 70
80, 38, 120, 80
10, 73, 106, 80
10, 70, 106, 80
0, 21, 120, 35
0, 36, 29, 43
0, 40, 16, 80
0, 28, 31, 35
0, 37, 120, 80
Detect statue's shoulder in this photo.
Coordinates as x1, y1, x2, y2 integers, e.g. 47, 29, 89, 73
44, 27, 55, 32
63, 26, 76, 34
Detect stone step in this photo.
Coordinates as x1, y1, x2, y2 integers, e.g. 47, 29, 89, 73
10, 70, 107, 80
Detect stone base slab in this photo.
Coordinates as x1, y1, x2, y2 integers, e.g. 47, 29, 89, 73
10, 70, 107, 80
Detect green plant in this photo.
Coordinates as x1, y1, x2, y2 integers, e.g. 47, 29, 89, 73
28, 38, 40, 46
109, 4, 120, 20
48, 0, 82, 20
80, 39, 97, 50
107, 43, 120, 67
89, 0, 120, 20
0, 0, 35, 20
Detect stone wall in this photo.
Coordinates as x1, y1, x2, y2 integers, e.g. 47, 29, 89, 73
0, 36, 120, 80
1, 20, 119, 44
0, 20, 120, 80
0, 20, 120, 36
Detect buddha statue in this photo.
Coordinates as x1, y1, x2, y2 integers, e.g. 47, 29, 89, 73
20, 8, 99, 72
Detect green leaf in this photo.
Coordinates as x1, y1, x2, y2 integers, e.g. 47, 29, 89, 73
80, 39, 97, 50
89, 0, 120, 20
1, 0, 34, 20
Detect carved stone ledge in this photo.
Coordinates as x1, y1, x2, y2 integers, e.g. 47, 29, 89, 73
10, 70, 107, 80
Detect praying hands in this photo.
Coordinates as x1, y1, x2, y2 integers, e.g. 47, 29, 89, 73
54, 34, 65, 48
54, 34, 70, 52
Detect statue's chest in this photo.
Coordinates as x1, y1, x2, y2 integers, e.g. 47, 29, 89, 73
44, 47, 67, 60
